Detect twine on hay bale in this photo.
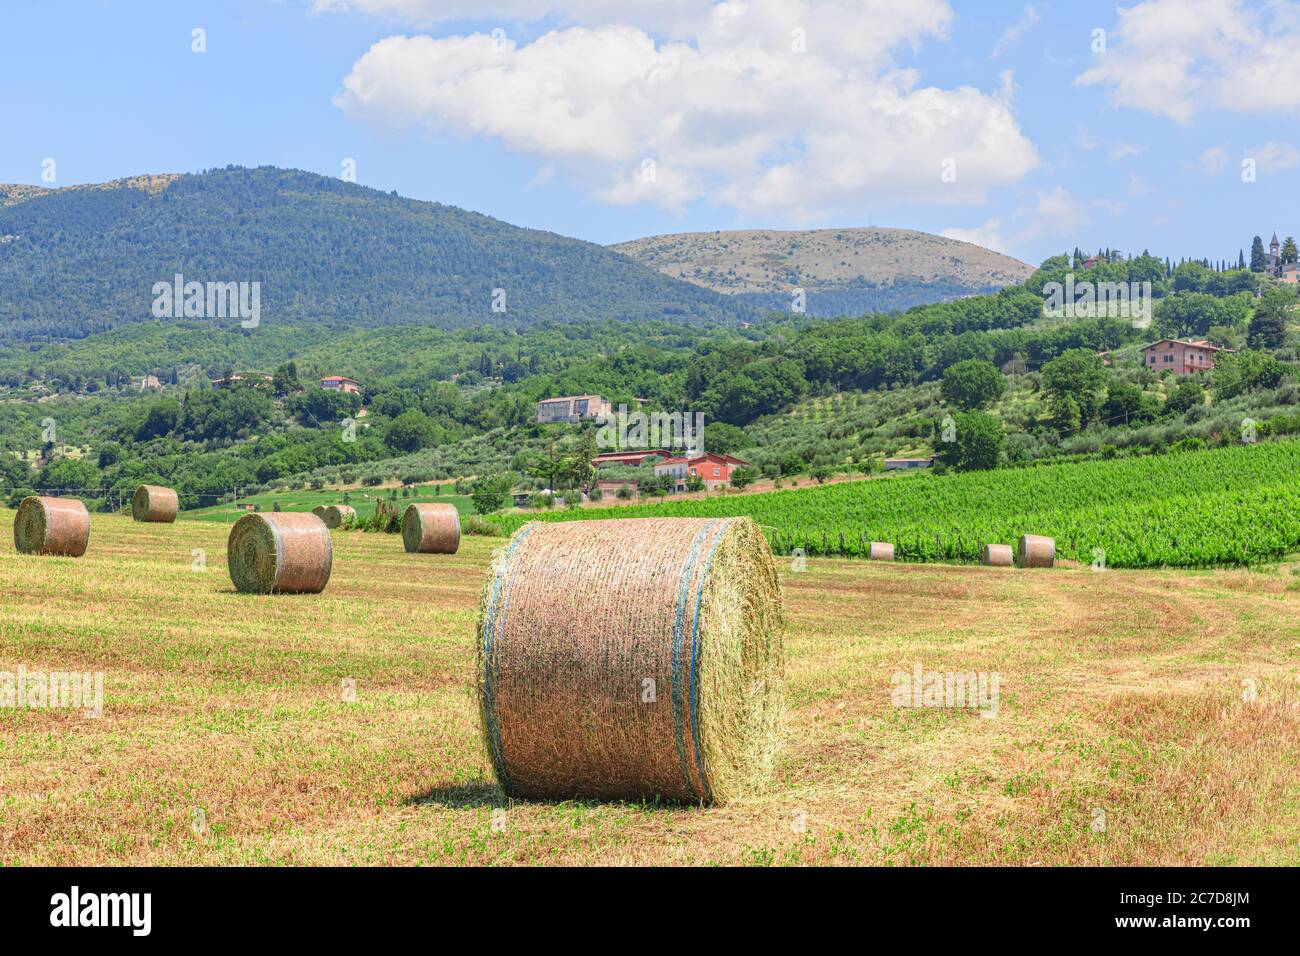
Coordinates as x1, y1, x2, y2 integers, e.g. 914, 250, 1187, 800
227, 512, 332, 594
980, 543, 1014, 567
1016, 534, 1055, 568
402, 503, 460, 554
321, 505, 356, 529
131, 484, 178, 523
867, 541, 894, 561
13, 496, 90, 557
477, 516, 785, 805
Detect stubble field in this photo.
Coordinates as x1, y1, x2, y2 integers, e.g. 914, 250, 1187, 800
1, 512, 1296, 865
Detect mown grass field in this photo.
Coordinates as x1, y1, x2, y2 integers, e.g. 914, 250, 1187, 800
183, 488, 472, 523
1, 512, 1297, 865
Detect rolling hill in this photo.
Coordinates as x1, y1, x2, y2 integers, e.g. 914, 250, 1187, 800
0, 166, 757, 343
611, 227, 1034, 316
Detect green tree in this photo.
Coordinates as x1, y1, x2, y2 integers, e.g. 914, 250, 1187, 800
1282, 236, 1298, 263
1041, 349, 1106, 425
936, 411, 1003, 471
471, 474, 511, 514
729, 466, 757, 489
1247, 287, 1294, 350
1165, 380, 1205, 415
385, 410, 436, 454
940, 359, 1005, 410
1214, 350, 1289, 400
701, 421, 750, 455
1250, 236, 1266, 272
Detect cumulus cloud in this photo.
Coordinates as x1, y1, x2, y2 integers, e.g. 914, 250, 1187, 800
1076, 0, 1300, 122
330, 0, 1039, 217
942, 186, 1088, 257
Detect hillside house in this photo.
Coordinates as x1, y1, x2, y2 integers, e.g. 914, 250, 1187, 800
320, 375, 361, 394
536, 394, 611, 424
654, 452, 749, 491
591, 449, 670, 469
137, 374, 162, 392
1281, 262, 1299, 285
595, 479, 638, 497
1140, 339, 1231, 375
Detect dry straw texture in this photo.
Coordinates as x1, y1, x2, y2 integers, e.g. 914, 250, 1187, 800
321, 505, 356, 529
131, 484, 178, 523
1017, 534, 1056, 568
477, 516, 785, 805
980, 543, 1014, 567
227, 512, 333, 594
402, 503, 460, 554
868, 542, 895, 561
13, 496, 90, 557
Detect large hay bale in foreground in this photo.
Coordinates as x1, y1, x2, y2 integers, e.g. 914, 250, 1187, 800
402, 503, 460, 554
980, 543, 1013, 567
867, 541, 894, 561
321, 505, 356, 529
13, 496, 90, 557
227, 512, 332, 594
1016, 534, 1055, 568
477, 516, 785, 805
131, 484, 179, 523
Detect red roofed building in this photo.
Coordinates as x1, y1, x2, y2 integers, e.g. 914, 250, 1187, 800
1139, 339, 1231, 375
591, 449, 671, 469
321, 375, 361, 394
653, 452, 749, 491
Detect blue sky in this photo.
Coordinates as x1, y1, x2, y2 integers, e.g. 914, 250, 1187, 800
3, 0, 1296, 266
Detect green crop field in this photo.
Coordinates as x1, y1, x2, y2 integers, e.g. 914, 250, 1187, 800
494, 441, 1300, 568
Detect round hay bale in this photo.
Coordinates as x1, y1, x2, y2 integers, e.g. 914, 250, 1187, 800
13, 496, 90, 557
402, 503, 460, 554
477, 516, 785, 805
131, 484, 179, 523
867, 541, 894, 561
227, 512, 333, 594
980, 543, 1014, 567
321, 505, 356, 529
1016, 534, 1055, 568
311, 505, 327, 519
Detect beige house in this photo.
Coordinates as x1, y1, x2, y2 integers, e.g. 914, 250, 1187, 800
536, 394, 611, 424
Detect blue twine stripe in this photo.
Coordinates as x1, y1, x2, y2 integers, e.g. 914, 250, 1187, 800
269, 519, 285, 593
481, 525, 536, 792
688, 520, 731, 804
672, 521, 718, 801
322, 520, 333, 585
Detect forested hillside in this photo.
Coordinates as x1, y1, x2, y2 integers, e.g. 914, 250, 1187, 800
0, 166, 756, 342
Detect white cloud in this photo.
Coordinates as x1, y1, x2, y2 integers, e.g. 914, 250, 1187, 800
991, 4, 1039, 60
1076, 0, 1300, 121
1246, 141, 1300, 171
1108, 142, 1143, 161
942, 185, 1087, 257
331, 0, 1039, 217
